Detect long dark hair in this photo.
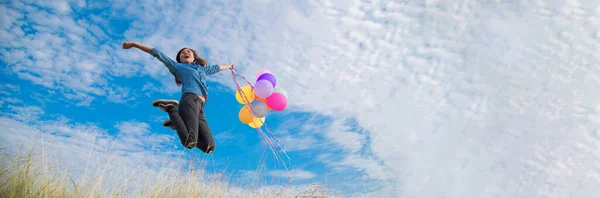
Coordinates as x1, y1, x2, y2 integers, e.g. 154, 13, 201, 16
176, 47, 208, 66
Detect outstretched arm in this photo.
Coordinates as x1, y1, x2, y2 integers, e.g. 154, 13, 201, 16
204, 63, 234, 75
122, 41, 182, 82
122, 41, 177, 67
122, 41, 152, 53
220, 63, 234, 71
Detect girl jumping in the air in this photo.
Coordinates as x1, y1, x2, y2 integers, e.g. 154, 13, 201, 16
122, 41, 234, 153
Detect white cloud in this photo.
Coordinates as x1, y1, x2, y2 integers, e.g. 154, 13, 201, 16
213, 129, 239, 145
3, 105, 45, 122
0, 2, 147, 106
268, 169, 316, 180
279, 135, 318, 152
115, 120, 150, 136
0, 83, 20, 95
324, 119, 366, 154
0, 97, 22, 107
277, 1, 600, 197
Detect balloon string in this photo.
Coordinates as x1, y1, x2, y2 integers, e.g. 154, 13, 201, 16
230, 70, 283, 164
231, 69, 291, 159
233, 68, 254, 88
232, 68, 291, 170
230, 69, 291, 177
232, 74, 282, 171
230, 70, 278, 155
232, 71, 288, 175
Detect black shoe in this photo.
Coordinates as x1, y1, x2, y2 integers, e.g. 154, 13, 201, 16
162, 120, 176, 130
152, 99, 179, 112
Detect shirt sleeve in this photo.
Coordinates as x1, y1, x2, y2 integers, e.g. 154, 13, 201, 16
203, 64, 221, 75
150, 48, 182, 81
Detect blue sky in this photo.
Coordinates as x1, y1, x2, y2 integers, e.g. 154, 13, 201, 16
2, 0, 600, 197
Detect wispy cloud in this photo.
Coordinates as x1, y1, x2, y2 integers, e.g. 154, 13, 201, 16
279, 135, 318, 152
1, 2, 146, 106
3, 105, 45, 122
0, 84, 20, 94
115, 120, 150, 136
268, 169, 316, 180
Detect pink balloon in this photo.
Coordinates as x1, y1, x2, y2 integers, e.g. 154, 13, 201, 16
256, 69, 271, 79
266, 92, 287, 111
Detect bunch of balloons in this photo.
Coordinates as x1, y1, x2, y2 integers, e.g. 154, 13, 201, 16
235, 69, 288, 128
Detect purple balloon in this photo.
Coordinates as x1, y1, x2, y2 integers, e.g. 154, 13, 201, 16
256, 73, 276, 88
253, 79, 274, 98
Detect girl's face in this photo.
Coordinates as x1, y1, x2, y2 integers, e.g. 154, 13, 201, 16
178, 48, 195, 64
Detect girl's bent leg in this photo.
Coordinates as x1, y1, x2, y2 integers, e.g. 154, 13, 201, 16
196, 101, 216, 153
168, 93, 201, 149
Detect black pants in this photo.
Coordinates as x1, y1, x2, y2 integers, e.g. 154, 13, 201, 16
167, 92, 216, 153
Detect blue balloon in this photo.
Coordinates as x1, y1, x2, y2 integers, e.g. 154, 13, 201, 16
251, 99, 269, 118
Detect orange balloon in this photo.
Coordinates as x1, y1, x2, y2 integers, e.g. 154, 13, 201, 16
238, 105, 254, 124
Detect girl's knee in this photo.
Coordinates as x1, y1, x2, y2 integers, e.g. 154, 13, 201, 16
182, 140, 197, 149
199, 144, 215, 153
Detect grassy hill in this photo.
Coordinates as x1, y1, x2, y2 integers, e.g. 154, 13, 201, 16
0, 148, 332, 198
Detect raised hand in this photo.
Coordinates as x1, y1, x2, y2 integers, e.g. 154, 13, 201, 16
122, 41, 135, 49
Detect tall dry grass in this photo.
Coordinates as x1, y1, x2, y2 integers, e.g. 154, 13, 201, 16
0, 147, 331, 198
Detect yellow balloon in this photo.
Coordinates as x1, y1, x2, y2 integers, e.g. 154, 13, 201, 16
235, 86, 254, 104
238, 105, 254, 124
249, 117, 265, 128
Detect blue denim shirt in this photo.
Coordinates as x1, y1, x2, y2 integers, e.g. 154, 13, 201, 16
150, 48, 220, 100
